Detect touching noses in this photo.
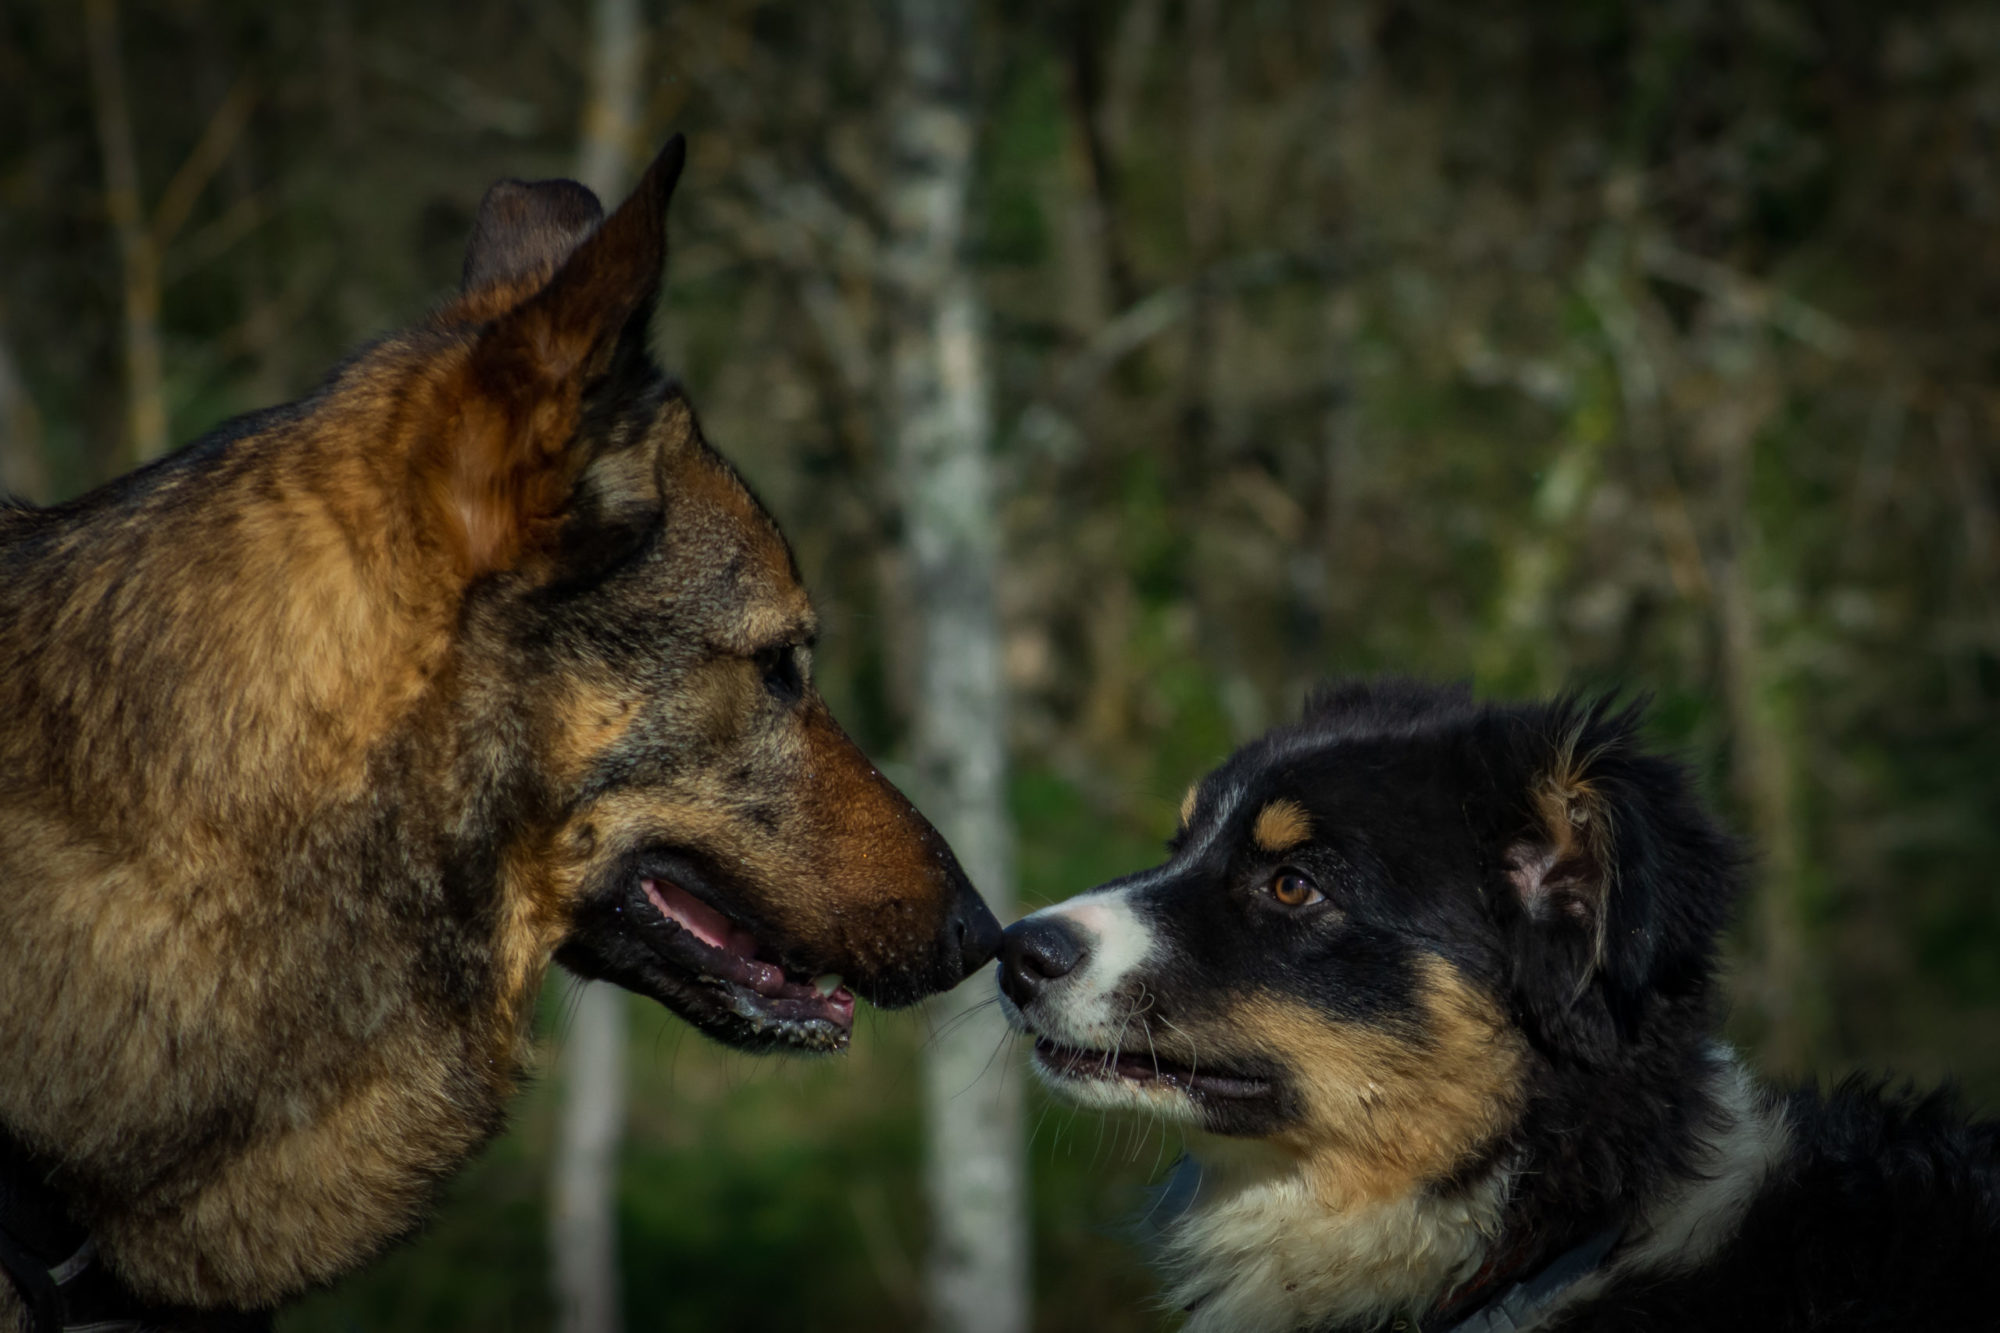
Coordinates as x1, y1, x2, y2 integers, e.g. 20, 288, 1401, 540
997, 916, 1087, 1008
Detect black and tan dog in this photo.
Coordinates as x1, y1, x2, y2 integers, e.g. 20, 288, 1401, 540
0, 136, 999, 1331
1000, 680, 2000, 1332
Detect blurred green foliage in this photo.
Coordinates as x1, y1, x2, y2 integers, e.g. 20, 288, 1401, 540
6, 0, 2000, 1328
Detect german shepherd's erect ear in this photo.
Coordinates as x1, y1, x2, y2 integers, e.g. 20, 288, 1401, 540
0, 135, 998, 1319
1485, 697, 1738, 1064
425, 137, 683, 576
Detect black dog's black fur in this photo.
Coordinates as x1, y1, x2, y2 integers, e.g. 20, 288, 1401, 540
1000, 680, 2000, 1332
1570, 1079, 2000, 1331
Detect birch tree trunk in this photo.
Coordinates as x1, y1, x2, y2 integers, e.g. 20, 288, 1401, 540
886, 4, 1028, 1332
549, 4, 645, 1331
574, 0, 645, 216
550, 979, 627, 1333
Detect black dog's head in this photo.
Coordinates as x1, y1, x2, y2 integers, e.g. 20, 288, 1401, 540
999, 680, 1739, 1204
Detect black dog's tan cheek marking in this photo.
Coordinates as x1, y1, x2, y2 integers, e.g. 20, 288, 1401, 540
1252, 799, 1312, 855
1233, 957, 1525, 1207
1179, 784, 1200, 829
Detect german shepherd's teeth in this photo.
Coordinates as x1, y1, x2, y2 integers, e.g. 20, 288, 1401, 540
813, 973, 843, 997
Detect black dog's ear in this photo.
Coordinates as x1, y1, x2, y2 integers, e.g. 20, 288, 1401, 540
1504, 713, 1621, 936
1492, 695, 1718, 1065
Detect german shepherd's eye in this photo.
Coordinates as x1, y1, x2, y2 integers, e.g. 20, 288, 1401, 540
1267, 868, 1323, 908
755, 644, 804, 704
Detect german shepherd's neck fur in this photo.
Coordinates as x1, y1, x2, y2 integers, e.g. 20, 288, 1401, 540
0, 175, 672, 1314
0, 139, 996, 1317
0, 370, 582, 1305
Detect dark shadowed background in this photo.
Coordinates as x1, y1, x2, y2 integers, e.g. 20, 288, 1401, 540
4, 1, 2000, 1329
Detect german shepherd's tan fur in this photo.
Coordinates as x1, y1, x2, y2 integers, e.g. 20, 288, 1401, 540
0, 138, 996, 1323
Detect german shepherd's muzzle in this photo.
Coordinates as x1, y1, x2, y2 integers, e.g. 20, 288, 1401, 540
0, 136, 998, 1320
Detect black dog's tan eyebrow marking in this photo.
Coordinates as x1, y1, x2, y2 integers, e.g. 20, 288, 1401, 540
1179, 784, 1200, 829
1252, 799, 1312, 854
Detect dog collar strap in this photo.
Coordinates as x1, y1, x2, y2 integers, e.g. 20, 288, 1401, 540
0, 1225, 65, 1333
0, 1130, 198, 1333
1433, 1225, 1621, 1333
0, 1126, 93, 1333
0, 1213, 144, 1333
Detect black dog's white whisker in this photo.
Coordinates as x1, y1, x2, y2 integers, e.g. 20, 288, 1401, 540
921, 995, 1003, 1052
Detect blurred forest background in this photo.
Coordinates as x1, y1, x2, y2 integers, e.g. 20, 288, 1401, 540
6, 0, 2000, 1329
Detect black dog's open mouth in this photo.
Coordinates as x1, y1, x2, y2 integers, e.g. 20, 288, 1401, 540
558, 861, 858, 1054
1031, 1037, 1273, 1101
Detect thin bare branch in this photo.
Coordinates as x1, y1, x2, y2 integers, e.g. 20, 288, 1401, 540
84, 0, 167, 465
150, 76, 257, 253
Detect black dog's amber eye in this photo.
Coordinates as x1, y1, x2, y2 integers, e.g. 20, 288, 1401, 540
755, 645, 804, 704
1268, 868, 1323, 907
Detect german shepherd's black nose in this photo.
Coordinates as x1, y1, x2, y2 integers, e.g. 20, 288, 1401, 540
865, 849, 1006, 1007
953, 891, 1006, 978
997, 917, 1086, 1006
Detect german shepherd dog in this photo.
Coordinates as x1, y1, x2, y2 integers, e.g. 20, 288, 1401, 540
0, 136, 999, 1331
999, 680, 2000, 1332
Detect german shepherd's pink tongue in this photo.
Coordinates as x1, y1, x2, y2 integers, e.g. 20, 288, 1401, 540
641, 879, 857, 1025
643, 878, 758, 956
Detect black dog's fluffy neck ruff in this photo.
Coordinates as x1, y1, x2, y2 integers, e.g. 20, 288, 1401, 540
1152, 1042, 1783, 1333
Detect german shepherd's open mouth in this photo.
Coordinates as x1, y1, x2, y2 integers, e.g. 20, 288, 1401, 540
564, 851, 865, 1052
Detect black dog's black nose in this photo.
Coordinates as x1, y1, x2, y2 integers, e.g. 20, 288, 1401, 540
998, 917, 1086, 1008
